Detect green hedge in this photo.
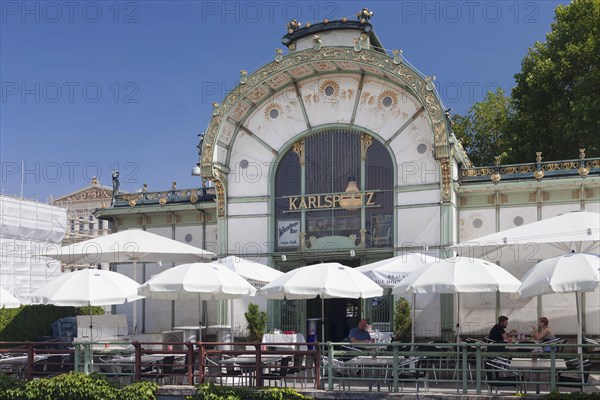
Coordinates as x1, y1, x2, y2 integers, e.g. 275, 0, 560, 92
188, 384, 312, 400
0, 305, 103, 342
0, 372, 158, 400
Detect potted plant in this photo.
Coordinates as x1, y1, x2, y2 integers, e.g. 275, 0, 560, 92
393, 297, 412, 343
244, 303, 267, 342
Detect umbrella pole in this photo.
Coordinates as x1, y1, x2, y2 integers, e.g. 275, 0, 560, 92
321, 297, 325, 343
411, 293, 416, 345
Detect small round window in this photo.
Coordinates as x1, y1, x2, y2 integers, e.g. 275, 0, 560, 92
324, 85, 335, 97
417, 144, 427, 154
382, 96, 393, 107
513, 216, 524, 226
472, 218, 483, 229
239, 159, 249, 169
269, 108, 279, 119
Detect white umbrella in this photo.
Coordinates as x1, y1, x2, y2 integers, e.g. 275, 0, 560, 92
1, 287, 22, 309
40, 229, 215, 332
357, 253, 440, 288
392, 258, 521, 340
259, 262, 384, 341
40, 229, 215, 264
453, 211, 600, 262
29, 269, 142, 340
216, 256, 284, 333
357, 253, 440, 343
518, 253, 600, 352
216, 256, 283, 288
139, 262, 256, 338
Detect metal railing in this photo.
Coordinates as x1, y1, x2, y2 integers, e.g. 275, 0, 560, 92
1, 339, 599, 394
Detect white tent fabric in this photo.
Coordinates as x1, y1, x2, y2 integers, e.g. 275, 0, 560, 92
357, 253, 441, 343
518, 253, 600, 298
453, 211, 600, 261
29, 268, 143, 306
260, 262, 383, 300
518, 253, 600, 353
392, 258, 521, 339
216, 256, 283, 288
138, 263, 256, 301
40, 229, 215, 264
392, 258, 522, 294
357, 253, 440, 288
0, 287, 22, 308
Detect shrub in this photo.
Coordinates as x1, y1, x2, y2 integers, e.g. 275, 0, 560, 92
244, 303, 267, 342
393, 297, 412, 343
188, 383, 311, 400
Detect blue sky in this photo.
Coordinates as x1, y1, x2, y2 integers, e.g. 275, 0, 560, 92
0, 0, 566, 201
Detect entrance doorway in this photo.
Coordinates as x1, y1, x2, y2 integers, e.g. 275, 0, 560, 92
306, 298, 360, 342
305, 259, 363, 342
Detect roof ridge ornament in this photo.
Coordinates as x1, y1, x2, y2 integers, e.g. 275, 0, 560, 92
356, 8, 373, 23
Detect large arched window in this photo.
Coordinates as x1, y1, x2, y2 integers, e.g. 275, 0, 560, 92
275, 129, 394, 250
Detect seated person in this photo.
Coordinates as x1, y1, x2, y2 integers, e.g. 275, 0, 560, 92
488, 316, 516, 351
349, 318, 372, 343
531, 316, 557, 342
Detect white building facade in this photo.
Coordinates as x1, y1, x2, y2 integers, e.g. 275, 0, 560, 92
97, 15, 600, 341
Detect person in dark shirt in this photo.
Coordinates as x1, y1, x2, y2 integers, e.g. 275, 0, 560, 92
349, 318, 372, 343
488, 316, 516, 351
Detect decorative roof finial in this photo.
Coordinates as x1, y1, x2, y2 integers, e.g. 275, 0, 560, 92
356, 8, 373, 23
312, 35, 322, 51
287, 19, 301, 34
274, 48, 283, 63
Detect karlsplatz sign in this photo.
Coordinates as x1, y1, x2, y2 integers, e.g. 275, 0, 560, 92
287, 192, 377, 211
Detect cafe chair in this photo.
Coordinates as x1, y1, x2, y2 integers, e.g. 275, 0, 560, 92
141, 355, 175, 384
394, 356, 429, 393
321, 355, 351, 390
485, 361, 523, 394
556, 360, 592, 392
32, 355, 66, 378
208, 356, 246, 386
261, 356, 291, 387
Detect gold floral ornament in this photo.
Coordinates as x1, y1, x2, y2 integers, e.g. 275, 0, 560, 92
190, 194, 198, 203
578, 148, 589, 177
425, 76, 436, 91
286, 19, 301, 34
239, 70, 247, 85
212, 102, 220, 116
159, 197, 167, 206
356, 8, 373, 23
129, 199, 136, 207
392, 49, 403, 64
491, 156, 502, 184
274, 48, 283, 63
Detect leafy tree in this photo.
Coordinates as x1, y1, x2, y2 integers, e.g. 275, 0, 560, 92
509, 0, 600, 162
393, 297, 412, 343
452, 88, 513, 166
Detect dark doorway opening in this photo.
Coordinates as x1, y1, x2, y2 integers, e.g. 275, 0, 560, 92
305, 259, 363, 342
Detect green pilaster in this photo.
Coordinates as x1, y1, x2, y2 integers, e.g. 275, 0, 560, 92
439, 157, 456, 340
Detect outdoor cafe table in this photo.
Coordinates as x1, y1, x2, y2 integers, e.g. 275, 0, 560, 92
262, 333, 307, 350
219, 354, 286, 386
0, 353, 67, 379
344, 355, 398, 391
509, 357, 567, 394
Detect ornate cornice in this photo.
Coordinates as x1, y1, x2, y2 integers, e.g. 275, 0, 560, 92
58, 187, 112, 202
460, 156, 600, 184
200, 47, 450, 181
